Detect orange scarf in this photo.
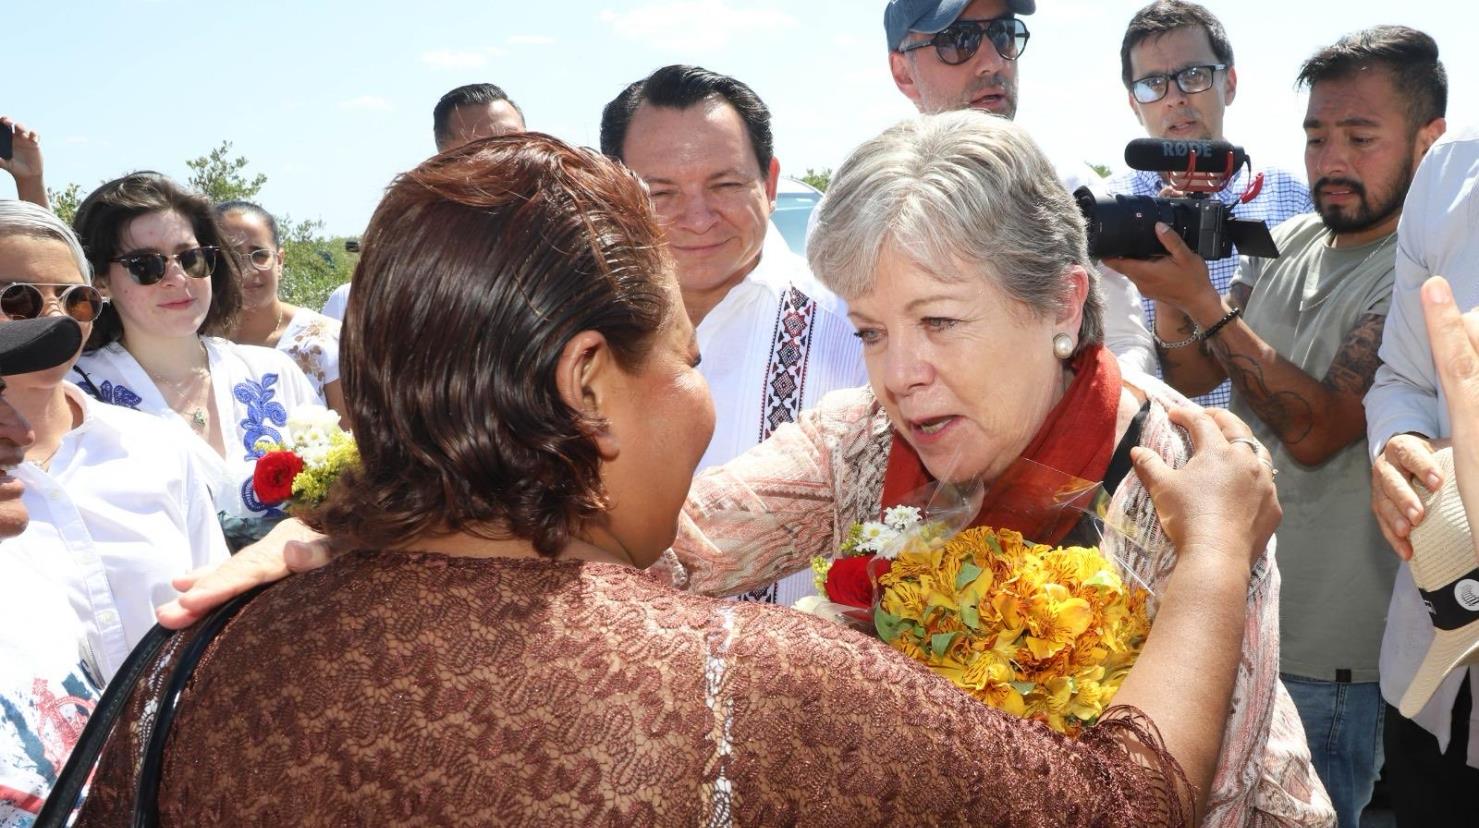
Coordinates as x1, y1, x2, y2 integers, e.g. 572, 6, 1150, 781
880, 344, 1122, 546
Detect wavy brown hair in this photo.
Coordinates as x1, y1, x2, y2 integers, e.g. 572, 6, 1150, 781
305, 133, 672, 555
71, 172, 243, 351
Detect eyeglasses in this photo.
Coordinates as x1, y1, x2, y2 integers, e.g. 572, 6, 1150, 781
0, 283, 105, 323
109, 246, 219, 286
898, 17, 1030, 65
239, 247, 276, 271
1131, 64, 1228, 104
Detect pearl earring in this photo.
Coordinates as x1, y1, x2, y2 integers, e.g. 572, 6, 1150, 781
1052, 333, 1075, 360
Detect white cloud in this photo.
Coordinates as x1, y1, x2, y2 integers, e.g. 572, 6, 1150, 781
338, 95, 393, 112
421, 49, 488, 69
64, 136, 90, 145
598, 1, 796, 52
506, 34, 555, 46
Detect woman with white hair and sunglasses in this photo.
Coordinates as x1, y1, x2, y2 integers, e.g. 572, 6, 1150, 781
69, 173, 322, 537
0, 199, 227, 680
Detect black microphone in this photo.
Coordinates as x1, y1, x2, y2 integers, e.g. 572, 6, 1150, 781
1123, 137, 1247, 173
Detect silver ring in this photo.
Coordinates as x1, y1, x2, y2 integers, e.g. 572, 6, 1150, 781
1260, 458, 1279, 478
1230, 436, 1263, 455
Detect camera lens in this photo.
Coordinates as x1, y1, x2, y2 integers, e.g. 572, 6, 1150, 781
1074, 188, 1175, 260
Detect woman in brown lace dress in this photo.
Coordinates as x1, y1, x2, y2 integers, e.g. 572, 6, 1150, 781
75, 134, 1276, 826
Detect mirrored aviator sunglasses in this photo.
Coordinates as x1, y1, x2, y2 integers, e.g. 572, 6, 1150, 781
110, 246, 220, 286
0, 283, 105, 324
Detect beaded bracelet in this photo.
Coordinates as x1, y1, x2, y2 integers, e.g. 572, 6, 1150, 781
1198, 306, 1243, 342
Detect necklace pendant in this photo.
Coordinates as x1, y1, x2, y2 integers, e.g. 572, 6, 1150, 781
191, 409, 207, 430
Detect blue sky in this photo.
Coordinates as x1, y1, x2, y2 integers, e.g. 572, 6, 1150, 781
6, 0, 1467, 236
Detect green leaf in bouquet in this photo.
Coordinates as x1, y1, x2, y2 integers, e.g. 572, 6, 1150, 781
875, 608, 907, 643
985, 533, 1005, 558
1009, 680, 1037, 696
959, 597, 981, 630
930, 631, 960, 659
955, 562, 983, 591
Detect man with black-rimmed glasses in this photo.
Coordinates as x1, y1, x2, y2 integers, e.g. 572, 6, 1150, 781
1106, 1, 1312, 410
884, 0, 1159, 376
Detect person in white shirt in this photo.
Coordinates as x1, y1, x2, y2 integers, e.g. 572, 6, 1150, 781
1365, 126, 1479, 824
0, 200, 229, 679
601, 65, 868, 604
884, 0, 1157, 375
216, 201, 344, 419
68, 173, 321, 532
320, 281, 350, 322
0, 313, 97, 827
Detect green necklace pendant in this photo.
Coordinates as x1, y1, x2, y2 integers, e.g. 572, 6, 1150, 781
191, 409, 207, 431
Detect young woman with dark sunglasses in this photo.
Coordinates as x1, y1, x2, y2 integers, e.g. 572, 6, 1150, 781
70, 173, 322, 530
214, 201, 345, 419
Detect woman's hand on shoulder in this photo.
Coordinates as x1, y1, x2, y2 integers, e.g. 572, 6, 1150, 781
1130, 405, 1281, 574
156, 518, 333, 628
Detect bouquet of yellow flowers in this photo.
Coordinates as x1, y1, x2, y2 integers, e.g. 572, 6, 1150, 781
802, 473, 1151, 736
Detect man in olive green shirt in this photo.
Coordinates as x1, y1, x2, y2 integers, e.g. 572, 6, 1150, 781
1110, 25, 1447, 827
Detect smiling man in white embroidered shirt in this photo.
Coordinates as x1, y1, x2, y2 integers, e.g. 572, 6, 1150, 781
601, 65, 866, 605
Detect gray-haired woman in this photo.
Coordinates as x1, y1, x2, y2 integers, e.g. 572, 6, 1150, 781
0, 200, 227, 685
664, 110, 1332, 826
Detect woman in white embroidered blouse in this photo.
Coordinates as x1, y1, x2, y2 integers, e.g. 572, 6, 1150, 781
215, 201, 345, 418
68, 173, 321, 527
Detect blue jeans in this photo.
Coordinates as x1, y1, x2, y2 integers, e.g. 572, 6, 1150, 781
1281, 674, 1384, 828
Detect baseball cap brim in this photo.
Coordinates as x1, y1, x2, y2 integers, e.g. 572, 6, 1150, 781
0, 317, 83, 376
887, 0, 1036, 50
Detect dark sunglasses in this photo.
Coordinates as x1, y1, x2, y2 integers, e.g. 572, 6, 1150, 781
898, 17, 1030, 65
1131, 64, 1227, 104
0, 282, 105, 323
109, 246, 219, 286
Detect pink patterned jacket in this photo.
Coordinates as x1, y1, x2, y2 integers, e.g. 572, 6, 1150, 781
659, 376, 1336, 827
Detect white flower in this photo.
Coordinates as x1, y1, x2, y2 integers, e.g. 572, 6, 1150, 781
793, 595, 848, 626
854, 521, 899, 555
283, 405, 343, 451
882, 505, 923, 531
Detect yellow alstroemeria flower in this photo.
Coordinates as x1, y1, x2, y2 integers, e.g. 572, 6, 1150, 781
1024, 584, 1095, 661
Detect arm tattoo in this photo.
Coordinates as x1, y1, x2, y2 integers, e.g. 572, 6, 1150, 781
1322, 313, 1387, 397
1212, 345, 1314, 443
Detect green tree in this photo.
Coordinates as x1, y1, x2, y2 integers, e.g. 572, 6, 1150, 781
278, 216, 357, 310
800, 167, 832, 192
46, 182, 83, 225
186, 140, 268, 203
1087, 162, 1112, 179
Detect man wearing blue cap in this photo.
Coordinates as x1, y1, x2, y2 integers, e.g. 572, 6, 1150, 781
886, 0, 1035, 119
884, 0, 1160, 378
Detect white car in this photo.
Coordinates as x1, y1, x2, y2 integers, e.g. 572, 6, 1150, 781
772, 176, 823, 255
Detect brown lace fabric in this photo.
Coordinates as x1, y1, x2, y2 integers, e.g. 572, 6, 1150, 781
75, 551, 1189, 826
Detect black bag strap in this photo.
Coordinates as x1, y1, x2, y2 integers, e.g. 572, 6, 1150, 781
32, 584, 270, 827
133, 585, 268, 827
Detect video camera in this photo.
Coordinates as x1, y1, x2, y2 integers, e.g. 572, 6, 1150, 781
1074, 138, 1280, 261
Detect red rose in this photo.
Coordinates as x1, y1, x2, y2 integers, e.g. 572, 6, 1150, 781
253, 450, 305, 506
825, 554, 890, 609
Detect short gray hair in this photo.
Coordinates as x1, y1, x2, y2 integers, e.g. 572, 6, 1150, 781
0, 200, 92, 283
807, 110, 1103, 348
